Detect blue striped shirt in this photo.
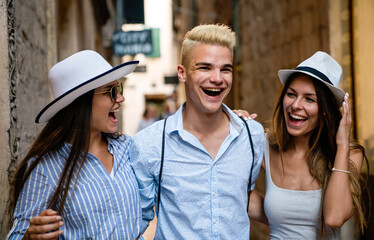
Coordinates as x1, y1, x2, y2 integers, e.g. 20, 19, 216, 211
8, 135, 142, 240
130, 104, 265, 240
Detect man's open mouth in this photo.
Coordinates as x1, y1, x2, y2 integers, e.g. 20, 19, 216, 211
203, 88, 223, 97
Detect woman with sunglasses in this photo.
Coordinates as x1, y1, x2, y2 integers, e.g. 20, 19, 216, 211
7, 50, 142, 239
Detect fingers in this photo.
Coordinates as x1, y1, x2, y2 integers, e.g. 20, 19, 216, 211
233, 109, 257, 121
39, 209, 58, 217
232, 109, 241, 116
342, 93, 352, 125
27, 210, 63, 240
336, 92, 352, 147
27, 229, 63, 240
249, 113, 258, 120
29, 214, 61, 226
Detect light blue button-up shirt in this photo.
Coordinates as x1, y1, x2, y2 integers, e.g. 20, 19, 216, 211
8, 135, 142, 240
130, 104, 264, 239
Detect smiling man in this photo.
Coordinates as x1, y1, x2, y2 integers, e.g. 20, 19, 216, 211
130, 24, 264, 239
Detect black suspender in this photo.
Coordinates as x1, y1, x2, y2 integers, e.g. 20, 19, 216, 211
157, 117, 255, 214
240, 117, 255, 212
157, 117, 168, 213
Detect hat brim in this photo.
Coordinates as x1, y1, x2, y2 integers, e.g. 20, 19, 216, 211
278, 69, 345, 103
35, 60, 139, 123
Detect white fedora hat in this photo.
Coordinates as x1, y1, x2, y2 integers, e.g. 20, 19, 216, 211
278, 51, 345, 103
35, 50, 139, 123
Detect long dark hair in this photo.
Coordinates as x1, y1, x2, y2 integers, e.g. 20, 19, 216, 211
10, 90, 120, 218
268, 73, 370, 237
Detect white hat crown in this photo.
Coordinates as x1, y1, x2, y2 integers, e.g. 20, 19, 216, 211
278, 51, 345, 102
36, 50, 139, 123
296, 51, 342, 88
49, 51, 113, 99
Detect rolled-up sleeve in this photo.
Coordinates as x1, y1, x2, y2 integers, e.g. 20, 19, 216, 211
247, 120, 265, 192
129, 136, 158, 234
7, 166, 54, 240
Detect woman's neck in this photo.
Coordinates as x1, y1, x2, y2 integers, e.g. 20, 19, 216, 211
89, 131, 107, 153
287, 135, 310, 158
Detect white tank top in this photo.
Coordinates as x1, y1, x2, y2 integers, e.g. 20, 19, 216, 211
263, 139, 340, 239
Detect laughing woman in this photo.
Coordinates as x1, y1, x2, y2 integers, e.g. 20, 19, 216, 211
7, 50, 142, 239
245, 51, 370, 239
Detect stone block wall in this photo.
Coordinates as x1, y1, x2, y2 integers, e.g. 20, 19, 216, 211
238, 1, 329, 239
239, 0, 329, 128
0, 0, 11, 237
1, 1, 50, 238
0, 0, 114, 237
173, 0, 233, 58
13, 0, 50, 164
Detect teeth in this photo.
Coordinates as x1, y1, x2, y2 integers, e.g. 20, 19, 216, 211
290, 114, 306, 120
204, 88, 221, 92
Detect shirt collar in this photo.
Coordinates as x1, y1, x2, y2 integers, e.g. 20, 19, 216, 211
166, 102, 245, 136
58, 142, 72, 159
58, 135, 117, 159
165, 102, 184, 135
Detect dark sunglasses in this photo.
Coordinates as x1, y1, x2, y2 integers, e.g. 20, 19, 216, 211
95, 82, 123, 102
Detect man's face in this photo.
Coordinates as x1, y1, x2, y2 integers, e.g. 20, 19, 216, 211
178, 44, 233, 115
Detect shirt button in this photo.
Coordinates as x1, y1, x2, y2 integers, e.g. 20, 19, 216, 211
212, 192, 216, 196
213, 220, 217, 224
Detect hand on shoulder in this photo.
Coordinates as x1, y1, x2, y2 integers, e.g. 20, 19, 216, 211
233, 109, 257, 121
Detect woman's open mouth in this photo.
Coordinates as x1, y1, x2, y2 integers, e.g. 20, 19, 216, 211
109, 109, 119, 123
288, 113, 307, 126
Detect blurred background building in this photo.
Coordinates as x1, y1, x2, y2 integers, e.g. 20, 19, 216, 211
120, 0, 178, 136
0, 0, 373, 239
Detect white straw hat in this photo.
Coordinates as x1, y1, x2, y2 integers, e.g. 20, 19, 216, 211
278, 51, 345, 103
35, 50, 139, 123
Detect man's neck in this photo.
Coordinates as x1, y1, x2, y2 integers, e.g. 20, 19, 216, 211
182, 104, 230, 159
182, 104, 229, 134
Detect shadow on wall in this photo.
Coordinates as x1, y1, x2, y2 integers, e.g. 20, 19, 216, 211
363, 174, 374, 239
363, 135, 374, 175
362, 135, 374, 238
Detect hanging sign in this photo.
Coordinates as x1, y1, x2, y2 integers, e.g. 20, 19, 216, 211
112, 29, 153, 56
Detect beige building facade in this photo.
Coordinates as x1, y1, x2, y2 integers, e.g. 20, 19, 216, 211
122, 0, 178, 136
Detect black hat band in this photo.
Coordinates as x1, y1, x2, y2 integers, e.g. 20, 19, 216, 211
296, 66, 333, 85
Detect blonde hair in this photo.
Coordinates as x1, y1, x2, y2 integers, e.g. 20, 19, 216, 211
180, 24, 236, 67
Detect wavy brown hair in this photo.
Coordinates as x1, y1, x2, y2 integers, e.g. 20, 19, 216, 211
9, 90, 121, 220
267, 73, 370, 238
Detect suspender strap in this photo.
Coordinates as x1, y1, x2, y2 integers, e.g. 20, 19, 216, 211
239, 117, 255, 212
157, 118, 168, 214
157, 117, 255, 214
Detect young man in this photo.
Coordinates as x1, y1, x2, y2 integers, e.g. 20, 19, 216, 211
130, 24, 264, 239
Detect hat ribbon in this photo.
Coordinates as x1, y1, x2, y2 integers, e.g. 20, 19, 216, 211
296, 66, 333, 85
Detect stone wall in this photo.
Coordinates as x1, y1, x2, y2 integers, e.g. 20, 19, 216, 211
173, 0, 233, 54
238, 1, 329, 238
238, 0, 329, 127
0, 0, 11, 237
1, 1, 50, 237
12, 0, 50, 166
0, 0, 115, 237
